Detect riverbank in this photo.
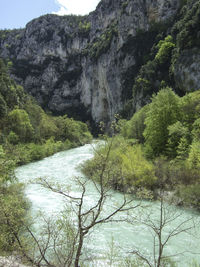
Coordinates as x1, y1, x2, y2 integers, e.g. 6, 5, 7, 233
81, 137, 200, 211
15, 143, 200, 267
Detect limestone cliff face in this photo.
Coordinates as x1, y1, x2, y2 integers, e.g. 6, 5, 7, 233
0, 0, 180, 125
174, 48, 200, 92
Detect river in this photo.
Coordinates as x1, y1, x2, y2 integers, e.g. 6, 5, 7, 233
15, 142, 200, 266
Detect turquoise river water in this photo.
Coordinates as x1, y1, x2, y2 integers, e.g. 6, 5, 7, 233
16, 143, 200, 266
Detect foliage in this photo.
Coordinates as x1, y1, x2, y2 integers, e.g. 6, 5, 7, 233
187, 141, 200, 169
78, 20, 91, 35
0, 57, 92, 159
121, 145, 156, 188
0, 145, 15, 184
7, 131, 19, 145
170, 0, 200, 80
52, 115, 92, 146
192, 118, 200, 141
120, 105, 149, 143
0, 57, 93, 257
88, 22, 118, 59
155, 35, 175, 64
82, 136, 156, 191
38, 113, 58, 140
0, 146, 29, 253
144, 88, 181, 158
7, 108, 34, 143
132, 60, 157, 100
0, 183, 29, 253
132, 34, 176, 104
180, 90, 200, 127
167, 121, 190, 158
0, 93, 7, 118
172, 0, 200, 50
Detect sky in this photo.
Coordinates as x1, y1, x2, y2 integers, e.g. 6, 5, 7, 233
0, 0, 101, 30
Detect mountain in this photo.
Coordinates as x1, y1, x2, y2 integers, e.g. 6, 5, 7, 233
0, 0, 199, 127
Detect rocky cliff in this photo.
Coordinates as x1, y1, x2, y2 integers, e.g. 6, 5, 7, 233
0, 0, 181, 126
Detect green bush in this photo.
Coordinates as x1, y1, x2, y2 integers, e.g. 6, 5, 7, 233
27, 143, 46, 161
82, 136, 156, 190
121, 145, 156, 188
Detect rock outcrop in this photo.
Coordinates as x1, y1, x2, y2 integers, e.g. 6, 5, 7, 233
0, 0, 180, 125
174, 48, 200, 92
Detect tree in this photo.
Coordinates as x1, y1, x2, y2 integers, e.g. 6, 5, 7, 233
187, 141, 200, 169
121, 105, 149, 143
155, 35, 175, 65
144, 88, 181, 158
7, 108, 34, 142
128, 191, 196, 267
39, 113, 58, 140
167, 121, 190, 158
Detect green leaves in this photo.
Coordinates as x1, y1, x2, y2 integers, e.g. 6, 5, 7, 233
82, 136, 156, 191
8, 108, 34, 143
155, 35, 175, 64
144, 88, 181, 158
174, 1, 200, 50
187, 141, 200, 169
167, 121, 189, 158
121, 145, 156, 188
0, 183, 28, 253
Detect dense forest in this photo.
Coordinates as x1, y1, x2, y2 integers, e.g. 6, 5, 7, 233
83, 87, 200, 209
0, 58, 92, 257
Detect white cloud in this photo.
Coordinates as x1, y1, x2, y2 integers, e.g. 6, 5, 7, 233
54, 0, 100, 16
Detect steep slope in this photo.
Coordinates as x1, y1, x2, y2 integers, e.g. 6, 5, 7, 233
0, 0, 180, 125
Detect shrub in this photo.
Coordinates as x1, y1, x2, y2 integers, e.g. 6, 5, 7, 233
82, 137, 156, 191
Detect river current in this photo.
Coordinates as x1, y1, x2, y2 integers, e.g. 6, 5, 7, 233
15, 143, 200, 266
